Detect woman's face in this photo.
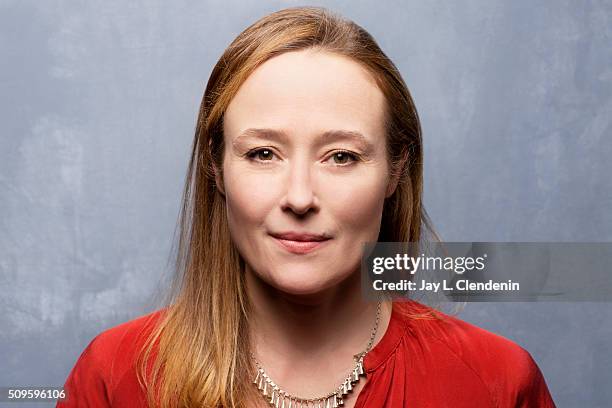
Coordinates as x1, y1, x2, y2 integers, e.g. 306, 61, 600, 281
220, 49, 397, 296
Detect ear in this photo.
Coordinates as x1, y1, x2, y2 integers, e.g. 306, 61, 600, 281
385, 150, 408, 198
386, 174, 399, 198
213, 163, 225, 196
209, 139, 226, 196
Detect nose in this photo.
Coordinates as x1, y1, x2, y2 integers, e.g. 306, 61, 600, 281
280, 158, 319, 215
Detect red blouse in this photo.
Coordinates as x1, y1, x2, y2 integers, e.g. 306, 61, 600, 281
57, 300, 556, 407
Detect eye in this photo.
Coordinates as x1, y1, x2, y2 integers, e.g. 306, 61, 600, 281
329, 150, 359, 166
246, 148, 276, 162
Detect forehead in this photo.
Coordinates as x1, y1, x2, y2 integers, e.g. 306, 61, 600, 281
223, 49, 387, 142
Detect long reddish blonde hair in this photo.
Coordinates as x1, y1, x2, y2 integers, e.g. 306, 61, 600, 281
136, 6, 439, 407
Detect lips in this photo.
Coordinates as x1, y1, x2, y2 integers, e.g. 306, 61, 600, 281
269, 231, 332, 254
270, 231, 331, 242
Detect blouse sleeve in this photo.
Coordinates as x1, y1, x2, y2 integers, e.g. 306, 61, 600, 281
505, 348, 557, 408
56, 335, 112, 407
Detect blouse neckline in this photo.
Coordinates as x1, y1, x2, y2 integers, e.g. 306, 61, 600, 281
363, 301, 407, 373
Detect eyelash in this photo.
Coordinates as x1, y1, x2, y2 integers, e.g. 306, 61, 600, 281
245, 148, 360, 166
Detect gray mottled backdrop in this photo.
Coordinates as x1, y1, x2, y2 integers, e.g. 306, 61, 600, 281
1, 0, 611, 407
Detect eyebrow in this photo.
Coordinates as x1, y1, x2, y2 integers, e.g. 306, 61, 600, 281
232, 128, 376, 154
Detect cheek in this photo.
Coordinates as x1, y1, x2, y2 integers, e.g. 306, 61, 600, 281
323, 171, 388, 231
223, 165, 279, 227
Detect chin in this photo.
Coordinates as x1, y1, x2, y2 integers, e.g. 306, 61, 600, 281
270, 277, 330, 296
284, 284, 334, 296
266, 268, 348, 296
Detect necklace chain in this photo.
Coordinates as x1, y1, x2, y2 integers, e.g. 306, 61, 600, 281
251, 302, 382, 407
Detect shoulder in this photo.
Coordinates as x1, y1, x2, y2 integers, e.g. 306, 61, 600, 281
58, 309, 166, 407
395, 300, 531, 363
82, 308, 166, 378
89, 308, 166, 357
391, 300, 556, 407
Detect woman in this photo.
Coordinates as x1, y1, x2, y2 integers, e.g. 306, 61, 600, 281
57, 6, 556, 408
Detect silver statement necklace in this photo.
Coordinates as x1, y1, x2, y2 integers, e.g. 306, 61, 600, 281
251, 301, 381, 408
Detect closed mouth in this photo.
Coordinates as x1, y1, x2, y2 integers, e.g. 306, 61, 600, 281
270, 234, 332, 254
269, 232, 332, 242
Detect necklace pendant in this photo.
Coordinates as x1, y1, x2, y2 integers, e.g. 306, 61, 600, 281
258, 376, 265, 391
269, 388, 275, 405
357, 360, 364, 375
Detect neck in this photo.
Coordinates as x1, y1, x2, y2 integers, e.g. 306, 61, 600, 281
245, 265, 391, 368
